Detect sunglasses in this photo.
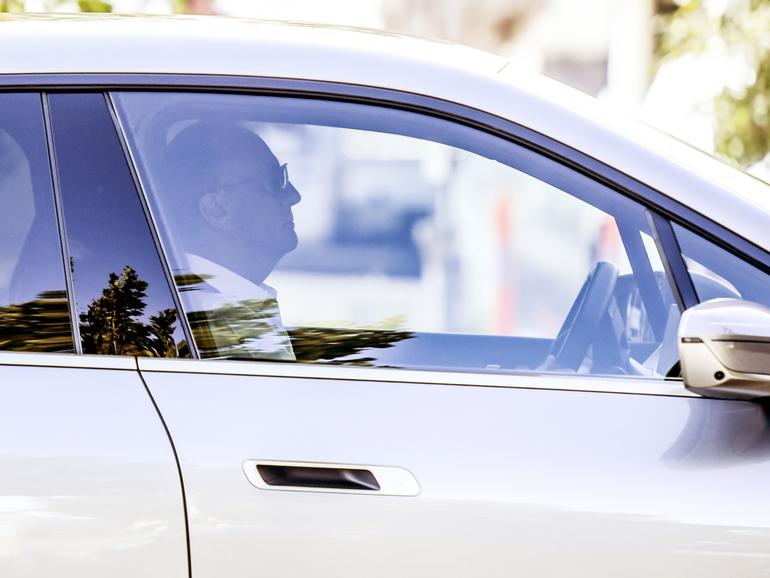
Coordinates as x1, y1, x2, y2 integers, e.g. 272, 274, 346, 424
273, 163, 290, 191
224, 163, 290, 196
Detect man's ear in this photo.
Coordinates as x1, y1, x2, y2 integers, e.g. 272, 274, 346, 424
198, 191, 232, 230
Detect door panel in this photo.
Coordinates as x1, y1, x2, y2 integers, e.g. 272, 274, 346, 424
0, 355, 187, 578
141, 359, 770, 577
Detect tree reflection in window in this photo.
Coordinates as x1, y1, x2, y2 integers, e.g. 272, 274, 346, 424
0, 290, 73, 352
176, 273, 413, 364
289, 327, 413, 366
79, 266, 185, 357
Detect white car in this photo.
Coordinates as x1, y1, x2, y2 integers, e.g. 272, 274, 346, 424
2, 14, 770, 578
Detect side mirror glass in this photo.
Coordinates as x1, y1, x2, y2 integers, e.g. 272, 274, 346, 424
679, 299, 770, 400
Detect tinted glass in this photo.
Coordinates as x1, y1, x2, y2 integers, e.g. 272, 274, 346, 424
0, 93, 73, 353
115, 92, 678, 377
48, 93, 187, 357
673, 223, 770, 307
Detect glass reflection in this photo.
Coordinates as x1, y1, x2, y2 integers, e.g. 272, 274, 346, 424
115, 92, 677, 375
48, 93, 186, 357
289, 326, 414, 366
79, 266, 181, 357
0, 93, 73, 353
0, 290, 72, 352
158, 123, 301, 360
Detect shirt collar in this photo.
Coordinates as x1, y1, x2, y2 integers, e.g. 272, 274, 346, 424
185, 253, 275, 300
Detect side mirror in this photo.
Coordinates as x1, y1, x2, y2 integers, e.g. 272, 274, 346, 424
679, 299, 770, 400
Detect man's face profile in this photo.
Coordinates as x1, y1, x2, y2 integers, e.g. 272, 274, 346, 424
194, 127, 301, 271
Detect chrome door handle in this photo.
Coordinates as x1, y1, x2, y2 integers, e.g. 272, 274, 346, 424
243, 460, 420, 496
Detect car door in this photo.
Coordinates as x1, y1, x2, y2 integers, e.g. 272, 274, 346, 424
0, 91, 188, 578
114, 86, 770, 578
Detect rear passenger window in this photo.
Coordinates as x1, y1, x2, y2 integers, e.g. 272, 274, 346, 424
0, 93, 73, 353
48, 93, 188, 357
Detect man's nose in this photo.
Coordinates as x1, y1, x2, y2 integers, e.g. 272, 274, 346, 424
285, 182, 301, 206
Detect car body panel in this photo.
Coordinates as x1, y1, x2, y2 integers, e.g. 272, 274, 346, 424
0, 352, 187, 578
140, 357, 770, 578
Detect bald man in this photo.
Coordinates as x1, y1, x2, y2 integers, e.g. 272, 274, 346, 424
163, 123, 301, 360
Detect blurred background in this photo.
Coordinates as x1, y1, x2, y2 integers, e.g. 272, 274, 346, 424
2, 0, 769, 181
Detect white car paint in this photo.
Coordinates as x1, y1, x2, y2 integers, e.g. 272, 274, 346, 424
138, 357, 770, 578
0, 353, 187, 578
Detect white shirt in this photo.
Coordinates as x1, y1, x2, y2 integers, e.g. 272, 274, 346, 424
183, 253, 295, 361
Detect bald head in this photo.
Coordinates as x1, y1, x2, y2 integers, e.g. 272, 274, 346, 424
165, 123, 276, 197
162, 121, 301, 284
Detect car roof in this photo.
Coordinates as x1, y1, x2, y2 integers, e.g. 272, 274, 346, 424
0, 14, 507, 77
3, 13, 770, 253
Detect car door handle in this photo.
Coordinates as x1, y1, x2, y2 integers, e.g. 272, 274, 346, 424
257, 464, 380, 491
243, 460, 420, 496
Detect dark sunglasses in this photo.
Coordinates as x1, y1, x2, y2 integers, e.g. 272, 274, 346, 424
225, 163, 290, 195
275, 163, 289, 191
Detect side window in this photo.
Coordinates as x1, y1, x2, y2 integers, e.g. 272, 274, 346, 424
114, 92, 679, 377
673, 223, 770, 307
47, 93, 188, 357
0, 93, 73, 353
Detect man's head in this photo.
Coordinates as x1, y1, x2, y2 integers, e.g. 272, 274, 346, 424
164, 122, 301, 283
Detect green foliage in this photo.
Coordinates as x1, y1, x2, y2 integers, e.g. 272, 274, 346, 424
77, 0, 112, 12
0, 0, 26, 12
177, 272, 412, 364
186, 297, 293, 360
289, 326, 414, 366
80, 266, 149, 355
171, 0, 188, 14
148, 308, 179, 357
0, 290, 74, 352
656, 0, 770, 166
80, 265, 180, 357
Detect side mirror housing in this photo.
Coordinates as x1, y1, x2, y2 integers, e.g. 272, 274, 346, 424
679, 299, 770, 400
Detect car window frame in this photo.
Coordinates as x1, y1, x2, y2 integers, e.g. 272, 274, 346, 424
112, 90, 679, 368
0, 91, 77, 354
4, 74, 768, 378
40, 89, 195, 357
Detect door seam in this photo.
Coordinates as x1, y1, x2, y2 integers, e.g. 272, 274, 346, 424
135, 356, 193, 578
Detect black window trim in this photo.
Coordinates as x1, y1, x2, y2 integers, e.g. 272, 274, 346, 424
647, 212, 699, 311
41, 92, 83, 354
5, 74, 768, 359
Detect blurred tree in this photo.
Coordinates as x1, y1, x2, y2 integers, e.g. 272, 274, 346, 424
147, 308, 179, 357
76, 0, 112, 11
80, 266, 150, 355
0, 0, 217, 14
0, 0, 25, 11
656, 0, 770, 166
173, 0, 217, 14
0, 290, 73, 352
80, 265, 180, 357
289, 326, 413, 366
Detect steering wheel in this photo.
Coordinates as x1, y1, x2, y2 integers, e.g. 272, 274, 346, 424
547, 261, 619, 371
